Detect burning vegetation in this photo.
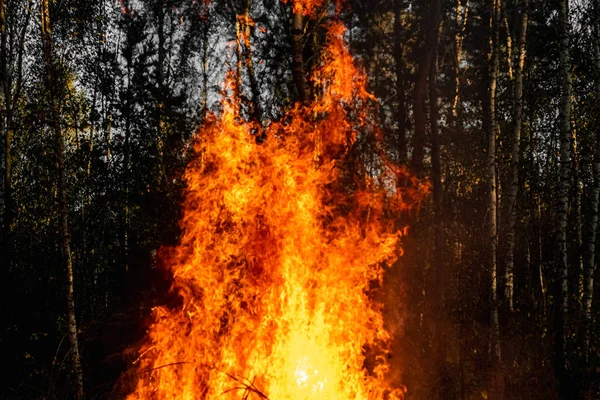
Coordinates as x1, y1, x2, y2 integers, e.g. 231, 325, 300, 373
125, 12, 428, 400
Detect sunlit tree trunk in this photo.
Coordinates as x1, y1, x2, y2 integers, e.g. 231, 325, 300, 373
40, 1, 85, 398
504, 0, 528, 313
451, 0, 469, 120
393, 0, 407, 163
412, 0, 441, 176
488, 0, 502, 395
556, 0, 572, 396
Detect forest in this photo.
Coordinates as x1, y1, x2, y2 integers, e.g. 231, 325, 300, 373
1, 0, 599, 399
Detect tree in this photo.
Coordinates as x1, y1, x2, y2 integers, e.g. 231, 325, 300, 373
40, 0, 85, 398
504, 0, 528, 313
411, 0, 441, 176
0, 0, 31, 271
583, 0, 600, 368
555, 0, 573, 396
291, 4, 308, 103
394, 0, 407, 163
488, 0, 502, 395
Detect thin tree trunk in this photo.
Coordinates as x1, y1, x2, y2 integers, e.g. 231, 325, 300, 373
156, 6, 167, 187
571, 118, 584, 302
0, 0, 7, 266
536, 193, 547, 316
200, 5, 210, 119
291, 9, 308, 103
240, 0, 262, 124
488, 0, 503, 396
556, 0, 572, 396
234, 15, 243, 112
412, 0, 441, 176
431, 30, 442, 308
40, 1, 85, 398
430, 23, 446, 400
452, 0, 469, 119
505, 0, 528, 313
394, 0, 407, 163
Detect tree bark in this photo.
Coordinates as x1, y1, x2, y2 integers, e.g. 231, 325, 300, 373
393, 0, 407, 163
200, 5, 210, 120
488, 0, 502, 395
451, 0, 469, 120
504, 0, 528, 313
571, 117, 583, 303
291, 9, 308, 103
240, 0, 262, 124
583, 0, 600, 365
430, 23, 446, 400
40, 1, 85, 398
0, 0, 7, 262
412, 0, 441, 176
556, 0, 572, 396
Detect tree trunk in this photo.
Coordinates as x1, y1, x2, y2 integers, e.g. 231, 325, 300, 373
155, 6, 167, 188
488, 0, 503, 396
411, 0, 441, 176
504, 0, 528, 313
556, 0, 572, 396
430, 23, 446, 400
2, 0, 32, 274
291, 9, 308, 103
583, 0, 600, 365
393, 0, 407, 163
40, 1, 85, 398
200, 5, 210, 119
571, 118, 583, 303
240, 0, 262, 124
451, 0, 469, 120
0, 0, 7, 266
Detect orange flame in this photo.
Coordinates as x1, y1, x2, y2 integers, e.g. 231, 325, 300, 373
283, 0, 328, 15
126, 19, 427, 400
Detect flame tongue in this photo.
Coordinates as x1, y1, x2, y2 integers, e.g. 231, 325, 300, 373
128, 20, 412, 400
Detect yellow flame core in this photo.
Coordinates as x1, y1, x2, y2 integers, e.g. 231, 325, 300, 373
127, 22, 420, 400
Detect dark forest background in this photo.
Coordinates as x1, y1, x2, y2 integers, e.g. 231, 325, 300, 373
1, 0, 599, 399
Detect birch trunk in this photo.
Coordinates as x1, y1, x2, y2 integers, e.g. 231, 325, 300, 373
40, 1, 85, 398
452, 0, 469, 119
504, 0, 528, 313
556, 0, 572, 396
489, 0, 501, 365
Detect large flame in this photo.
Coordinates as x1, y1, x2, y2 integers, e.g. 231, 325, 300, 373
126, 18, 427, 400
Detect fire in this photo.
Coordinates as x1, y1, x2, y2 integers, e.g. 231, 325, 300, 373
126, 15, 427, 400
283, 0, 327, 15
